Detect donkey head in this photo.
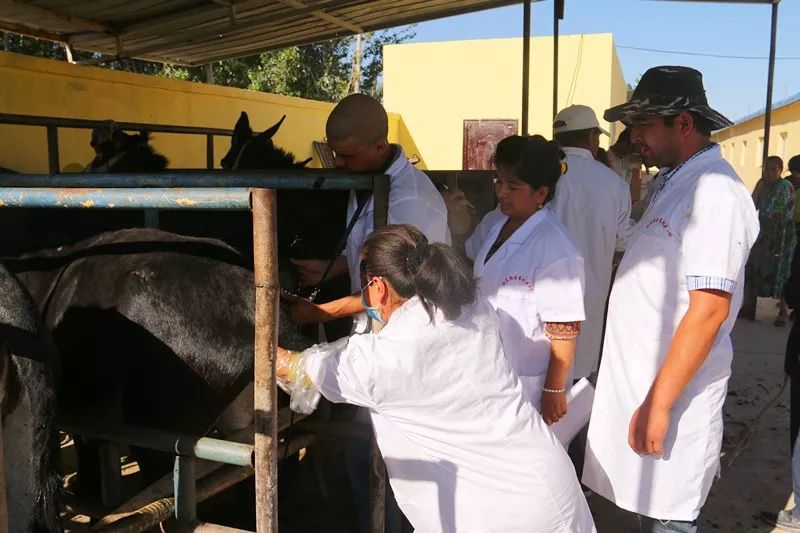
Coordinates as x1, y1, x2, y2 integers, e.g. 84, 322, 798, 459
87, 122, 168, 173
220, 112, 311, 170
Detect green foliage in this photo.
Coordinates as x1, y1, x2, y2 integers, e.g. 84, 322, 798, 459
1, 27, 415, 102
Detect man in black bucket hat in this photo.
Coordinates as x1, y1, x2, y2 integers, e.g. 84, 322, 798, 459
605, 65, 733, 132
582, 66, 761, 533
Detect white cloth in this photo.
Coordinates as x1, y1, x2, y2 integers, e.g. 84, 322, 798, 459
305, 296, 596, 533
607, 150, 633, 185
344, 145, 451, 294
550, 147, 633, 379
468, 207, 585, 407
582, 145, 759, 521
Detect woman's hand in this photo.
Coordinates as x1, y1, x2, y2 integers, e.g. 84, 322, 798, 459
281, 291, 334, 324
540, 390, 568, 426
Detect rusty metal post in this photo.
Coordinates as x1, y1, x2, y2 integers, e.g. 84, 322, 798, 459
761, 0, 779, 169
46, 125, 60, 174
207, 134, 215, 170
252, 188, 279, 533
553, 0, 560, 121
521, 0, 532, 135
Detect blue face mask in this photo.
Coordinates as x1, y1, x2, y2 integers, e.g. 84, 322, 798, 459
360, 279, 385, 325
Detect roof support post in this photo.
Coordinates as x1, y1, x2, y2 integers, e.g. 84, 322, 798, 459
521, 0, 532, 136
761, 0, 779, 169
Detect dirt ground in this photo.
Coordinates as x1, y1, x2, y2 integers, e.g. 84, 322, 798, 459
63, 297, 797, 532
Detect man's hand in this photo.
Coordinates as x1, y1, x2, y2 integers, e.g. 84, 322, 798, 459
628, 399, 670, 457
290, 258, 328, 287
441, 188, 469, 213
281, 291, 334, 324
540, 391, 568, 426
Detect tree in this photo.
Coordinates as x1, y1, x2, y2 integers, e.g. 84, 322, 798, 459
0, 26, 416, 103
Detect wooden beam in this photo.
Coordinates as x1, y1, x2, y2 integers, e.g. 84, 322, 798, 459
0, 21, 66, 44
275, 0, 363, 33
0, 0, 112, 34
100, 0, 362, 61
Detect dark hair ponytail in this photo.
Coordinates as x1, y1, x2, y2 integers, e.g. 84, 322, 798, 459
361, 225, 476, 322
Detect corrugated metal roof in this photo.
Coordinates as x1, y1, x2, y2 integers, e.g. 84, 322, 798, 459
0, 0, 533, 66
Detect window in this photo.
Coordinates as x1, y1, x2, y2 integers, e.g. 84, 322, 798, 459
740, 140, 747, 167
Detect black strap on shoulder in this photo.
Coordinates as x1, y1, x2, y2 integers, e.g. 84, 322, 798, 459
308, 192, 371, 302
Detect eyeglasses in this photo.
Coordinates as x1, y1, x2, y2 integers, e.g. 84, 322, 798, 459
360, 277, 377, 294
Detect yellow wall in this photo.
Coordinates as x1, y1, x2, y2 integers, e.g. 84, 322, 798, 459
0, 51, 422, 173
383, 34, 627, 169
712, 97, 800, 190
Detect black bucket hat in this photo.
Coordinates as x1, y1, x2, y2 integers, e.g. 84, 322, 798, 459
604, 66, 732, 130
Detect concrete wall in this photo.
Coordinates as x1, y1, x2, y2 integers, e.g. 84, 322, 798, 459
0, 51, 423, 173
712, 96, 800, 190
382, 34, 627, 169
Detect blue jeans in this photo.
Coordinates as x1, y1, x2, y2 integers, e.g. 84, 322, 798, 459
638, 515, 699, 533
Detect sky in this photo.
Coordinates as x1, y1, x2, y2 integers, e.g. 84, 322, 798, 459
403, 0, 800, 123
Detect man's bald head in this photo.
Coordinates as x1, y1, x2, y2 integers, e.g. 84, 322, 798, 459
326, 94, 389, 144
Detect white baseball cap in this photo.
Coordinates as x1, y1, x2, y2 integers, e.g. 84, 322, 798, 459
553, 105, 609, 136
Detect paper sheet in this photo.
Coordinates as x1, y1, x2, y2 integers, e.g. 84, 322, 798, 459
551, 377, 595, 448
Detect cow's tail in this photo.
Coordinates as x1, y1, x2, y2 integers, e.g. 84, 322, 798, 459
4, 336, 62, 532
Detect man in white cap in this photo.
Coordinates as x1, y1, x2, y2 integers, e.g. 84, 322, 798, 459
550, 104, 632, 385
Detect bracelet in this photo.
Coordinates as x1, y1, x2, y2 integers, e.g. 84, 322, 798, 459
542, 387, 566, 394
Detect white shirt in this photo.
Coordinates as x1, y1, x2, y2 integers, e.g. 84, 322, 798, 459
344, 145, 451, 294
582, 145, 759, 521
467, 207, 585, 406
550, 147, 633, 378
305, 296, 596, 533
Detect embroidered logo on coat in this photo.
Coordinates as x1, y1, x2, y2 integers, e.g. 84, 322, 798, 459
645, 217, 675, 238
501, 275, 534, 291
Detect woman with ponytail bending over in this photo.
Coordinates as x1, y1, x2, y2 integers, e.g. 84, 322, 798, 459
277, 225, 595, 533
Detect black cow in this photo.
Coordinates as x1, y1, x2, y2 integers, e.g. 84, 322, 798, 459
9, 228, 313, 497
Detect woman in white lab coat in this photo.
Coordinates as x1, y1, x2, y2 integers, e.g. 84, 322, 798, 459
465, 136, 586, 425
277, 225, 595, 533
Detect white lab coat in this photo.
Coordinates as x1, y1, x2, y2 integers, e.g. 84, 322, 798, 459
304, 295, 596, 533
467, 207, 585, 407
550, 147, 632, 379
582, 145, 759, 521
344, 145, 451, 294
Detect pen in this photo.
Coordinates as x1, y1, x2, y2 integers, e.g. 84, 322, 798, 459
442, 184, 477, 215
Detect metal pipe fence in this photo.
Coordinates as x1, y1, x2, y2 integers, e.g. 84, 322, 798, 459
0, 169, 390, 533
